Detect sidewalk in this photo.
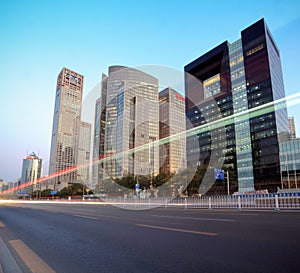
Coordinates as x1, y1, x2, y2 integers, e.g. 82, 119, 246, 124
0, 234, 22, 273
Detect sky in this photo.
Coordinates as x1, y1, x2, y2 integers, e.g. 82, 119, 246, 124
0, 0, 300, 182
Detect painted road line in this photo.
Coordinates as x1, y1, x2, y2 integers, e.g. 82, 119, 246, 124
9, 239, 55, 273
72, 214, 98, 220
137, 224, 218, 236
151, 214, 235, 222
0, 220, 5, 227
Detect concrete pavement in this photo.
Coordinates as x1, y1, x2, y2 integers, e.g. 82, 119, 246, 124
0, 234, 22, 273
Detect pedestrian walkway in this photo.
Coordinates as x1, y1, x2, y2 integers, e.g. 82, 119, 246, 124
0, 234, 23, 273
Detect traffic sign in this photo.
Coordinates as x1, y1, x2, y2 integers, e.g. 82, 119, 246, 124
214, 168, 224, 180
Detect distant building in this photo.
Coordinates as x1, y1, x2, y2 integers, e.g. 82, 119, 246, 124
159, 87, 187, 175
1, 182, 9, 192
77, 121, 92, 186
288, 117, 296, 139
20, 152, 42, 191
0, 179, 5, 192
49, 68, 84, 190
185, 18, 289, 194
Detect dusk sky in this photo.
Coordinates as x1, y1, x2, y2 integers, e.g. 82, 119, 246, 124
0, 0, 300, 182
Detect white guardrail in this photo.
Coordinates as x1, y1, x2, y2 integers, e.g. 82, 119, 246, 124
103, 192, 300, 210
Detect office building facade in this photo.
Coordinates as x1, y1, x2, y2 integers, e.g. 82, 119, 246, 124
288, 117, 296, 139
49, 68, 84, 190
92, 74, 107, 189
185, 18, 289, 194
77, 121, 92, 186
20, 152, 42, 191
114, 67, 159, 178
159, 87, 187, 175
280, 138, 300, 190
93, 66, 160, 181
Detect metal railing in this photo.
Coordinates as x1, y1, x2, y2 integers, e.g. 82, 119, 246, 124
103, 192, 300, 210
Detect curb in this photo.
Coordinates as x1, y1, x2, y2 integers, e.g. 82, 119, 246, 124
0, 235, 23, 273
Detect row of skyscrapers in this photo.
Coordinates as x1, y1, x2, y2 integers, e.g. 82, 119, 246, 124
47, 65, 187, 192
11, 18, 298, 196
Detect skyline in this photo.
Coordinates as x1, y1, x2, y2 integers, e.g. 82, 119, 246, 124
1, 0, 300, 182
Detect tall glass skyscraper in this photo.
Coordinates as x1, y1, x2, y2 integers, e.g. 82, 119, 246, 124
159, 87, 186, 175
49, 68, 84, 190
21, 152, 42, 192
77, 121, 91, 186
93, 66, 160, 181
185, 18, 289, 194
113, 67, 159, 178
92, 74, 107, 189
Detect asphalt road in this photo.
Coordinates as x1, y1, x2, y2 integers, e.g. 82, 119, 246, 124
0, 202, 300, 273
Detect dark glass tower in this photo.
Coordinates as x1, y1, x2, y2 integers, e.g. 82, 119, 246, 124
185, 18, 288, 194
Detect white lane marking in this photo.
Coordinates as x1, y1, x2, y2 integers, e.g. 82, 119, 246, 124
72, 214, 98, 220
137, 224, 218, 236
151, 214, 235, 222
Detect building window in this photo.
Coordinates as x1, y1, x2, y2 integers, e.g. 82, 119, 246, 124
203, 74, 221, 99
246, 43, 264, 56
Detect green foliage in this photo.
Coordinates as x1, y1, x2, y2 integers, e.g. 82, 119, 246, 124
153, 172, 172, 187
136, 175, 150, 189
58, 183, 86, 197
115, 174, 135, 189
41, 189, 54, 197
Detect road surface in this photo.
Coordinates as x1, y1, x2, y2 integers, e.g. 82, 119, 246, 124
0, 202, 300, 273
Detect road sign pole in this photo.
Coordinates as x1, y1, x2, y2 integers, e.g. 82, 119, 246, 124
227, 170, 230, 196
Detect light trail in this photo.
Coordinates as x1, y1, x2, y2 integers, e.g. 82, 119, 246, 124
1, 92, 299, 195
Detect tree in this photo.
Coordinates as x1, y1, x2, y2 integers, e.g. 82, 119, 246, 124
153, 172, 173, 187
41, 189, 54, 197
58, 183, 85, 197
115, 174, 135, 189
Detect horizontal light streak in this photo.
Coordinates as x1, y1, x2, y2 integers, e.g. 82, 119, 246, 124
1, 92, 299, 195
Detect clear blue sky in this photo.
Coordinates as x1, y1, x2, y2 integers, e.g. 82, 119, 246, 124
0, 0, 299, 182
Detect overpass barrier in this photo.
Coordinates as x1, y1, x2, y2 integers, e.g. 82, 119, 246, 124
103, 192, 300, 210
